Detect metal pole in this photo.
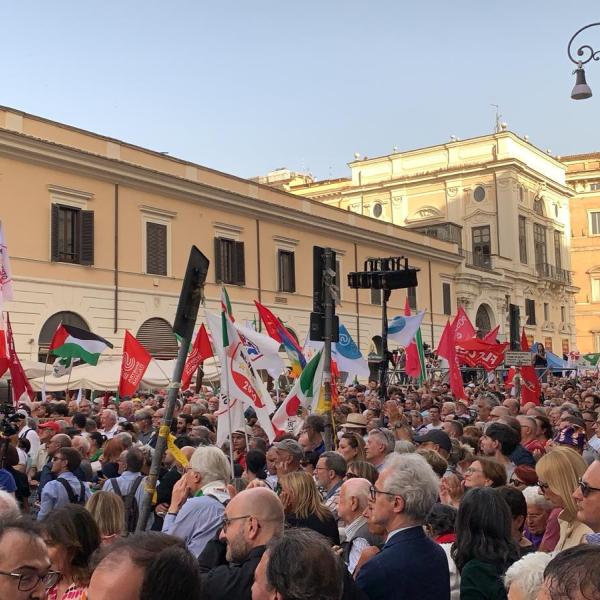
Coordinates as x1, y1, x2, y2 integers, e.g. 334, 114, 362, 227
136, 335, 191, 531
322, 248, 334, 451
379, 289, 391, 402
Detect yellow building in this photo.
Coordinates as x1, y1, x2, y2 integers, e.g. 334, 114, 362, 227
563, 153, 600, 353
290, 129, 578, 353
0, 106, 462, 366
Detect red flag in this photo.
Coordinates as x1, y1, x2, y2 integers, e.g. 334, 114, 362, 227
331, 358, 340, 407
0, 320, 9, 378
254, 301, 283, 343
451, 306, 476, 342
519, 329, 541, 406
456, 338, 508, 371
404, 298, 421, 378
118, 331, 152, 398
436, 321, 466, 400
5, 313, 34, 406
482, 325, 500, 344
181, 324, 213, 390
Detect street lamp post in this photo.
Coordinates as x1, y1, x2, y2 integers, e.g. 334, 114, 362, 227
568, 22, 600, 100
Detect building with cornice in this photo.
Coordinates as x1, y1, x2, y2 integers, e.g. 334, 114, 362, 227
563, 153, 600, 353
290, 130, 578, 353
0, 106, 462, 367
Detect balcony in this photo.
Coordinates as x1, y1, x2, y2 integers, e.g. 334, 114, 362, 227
410, 222, 463, 245
460, 249, 493, 271
536, 263, 572, 285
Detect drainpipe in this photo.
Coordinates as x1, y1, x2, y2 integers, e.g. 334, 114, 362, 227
114, 184, 119, 333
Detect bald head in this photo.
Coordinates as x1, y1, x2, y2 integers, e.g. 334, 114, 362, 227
230, 488, 284, 531
180, 446, 196, 462
338, 477, 371, 523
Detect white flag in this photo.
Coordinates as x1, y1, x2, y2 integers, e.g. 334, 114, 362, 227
387, 311, 426, 347
0, 221, 14, 305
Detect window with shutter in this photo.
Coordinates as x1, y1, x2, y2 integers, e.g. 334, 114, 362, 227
146, 222, 167, 276
214, 238, 245, 285
408, 287, 417, 311
51, 204, 94, 265
278, 250, 295, 293
442, 283, 451, 315
80, 210, 94, 266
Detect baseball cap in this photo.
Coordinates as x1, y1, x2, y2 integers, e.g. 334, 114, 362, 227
38, 421, 60, 433
413, 429, 452, 454
273, 439, 304, 459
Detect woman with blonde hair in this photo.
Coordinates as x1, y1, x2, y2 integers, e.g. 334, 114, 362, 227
337, 431, 366, 463
279, 470, 339, 545
85, 490, 125, 545
535, 446, 592, 551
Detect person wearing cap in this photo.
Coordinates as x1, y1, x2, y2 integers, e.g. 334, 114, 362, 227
231, 428, 250, 470
552, 426, 586, 455
12, 410, 40, 471
28, 421, 60, 482
272, 439, 303, 478
414, 430, 452, 460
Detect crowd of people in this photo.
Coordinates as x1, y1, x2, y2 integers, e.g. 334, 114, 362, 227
0, 373, 600, 599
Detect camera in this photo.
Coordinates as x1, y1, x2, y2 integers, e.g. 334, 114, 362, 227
0, 405, 18, 437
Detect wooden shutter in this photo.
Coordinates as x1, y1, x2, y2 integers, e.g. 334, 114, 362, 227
442, 283, 451, 315
80, 210, 95, 265
214, 238, 223, 283
146, 222, 167, 276
234, 241, 245, 286
51, 204, 60, 262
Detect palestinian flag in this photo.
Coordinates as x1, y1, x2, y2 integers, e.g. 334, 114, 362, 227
49, 325, 113, 366
272, 350, 324, 436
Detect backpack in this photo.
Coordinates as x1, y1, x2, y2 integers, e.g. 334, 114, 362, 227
56, 477, 86, 505
111, 476, 144, 533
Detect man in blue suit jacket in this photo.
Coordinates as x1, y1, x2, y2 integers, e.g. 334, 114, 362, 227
355, 453, 450, 600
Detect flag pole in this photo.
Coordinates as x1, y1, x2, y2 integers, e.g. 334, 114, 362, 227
151, 357, 172, 384
223, 360, 236, 480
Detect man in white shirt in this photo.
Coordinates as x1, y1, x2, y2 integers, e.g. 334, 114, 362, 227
99, 409, 119, 439
13, 410, 40, 468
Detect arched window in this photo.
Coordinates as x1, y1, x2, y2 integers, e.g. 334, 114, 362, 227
475, 304, 493, 335
38, 311, 89, 362
136, 318, 178, 359
533, 196, 545, 216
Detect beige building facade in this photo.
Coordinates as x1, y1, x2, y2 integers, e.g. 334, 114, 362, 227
0, 106, 462, 367
291, 130, 578, 353
563, 153, 600, 353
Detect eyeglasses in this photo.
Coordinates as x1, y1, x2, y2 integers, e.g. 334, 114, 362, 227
369, 485, 397, 501
538, 480, 550, 491
578, 478, 600, 498
509, 478, 525, 487
464, 467, 483, 475
221, 515, 252, 532
0, 569, 60, 592
346, 472, 358, 479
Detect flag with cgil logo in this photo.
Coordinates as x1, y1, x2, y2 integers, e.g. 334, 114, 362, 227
118, 331, 152, 398
387, 312, 425, 347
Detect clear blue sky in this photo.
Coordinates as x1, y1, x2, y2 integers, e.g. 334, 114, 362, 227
2, 1, 599, 180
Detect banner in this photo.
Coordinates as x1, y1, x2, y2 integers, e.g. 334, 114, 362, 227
456, 338, 508, 371
181, 324, 213, 390
118, 331, 152, 398
436, 320, 466, 400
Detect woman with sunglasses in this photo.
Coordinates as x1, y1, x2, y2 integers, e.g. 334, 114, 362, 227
345, 460, 378, 485
535, 446, 592, 551
41, 504, 101, 599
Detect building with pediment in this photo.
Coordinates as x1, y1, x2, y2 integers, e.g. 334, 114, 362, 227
290, 129, 578, 353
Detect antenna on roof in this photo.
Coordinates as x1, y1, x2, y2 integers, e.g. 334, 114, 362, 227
491, 104, 502, 133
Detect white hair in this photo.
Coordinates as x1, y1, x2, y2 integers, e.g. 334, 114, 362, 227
342, 477, 371, 512
394, 440, 416, 454
504, 552, 552, 598
522, 486, 553, 510
190, 446, 231, 485
381, 453, 439, 522
0, 491, 20, 522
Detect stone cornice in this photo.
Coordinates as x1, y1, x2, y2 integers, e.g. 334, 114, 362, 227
0, 128, 463, 266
